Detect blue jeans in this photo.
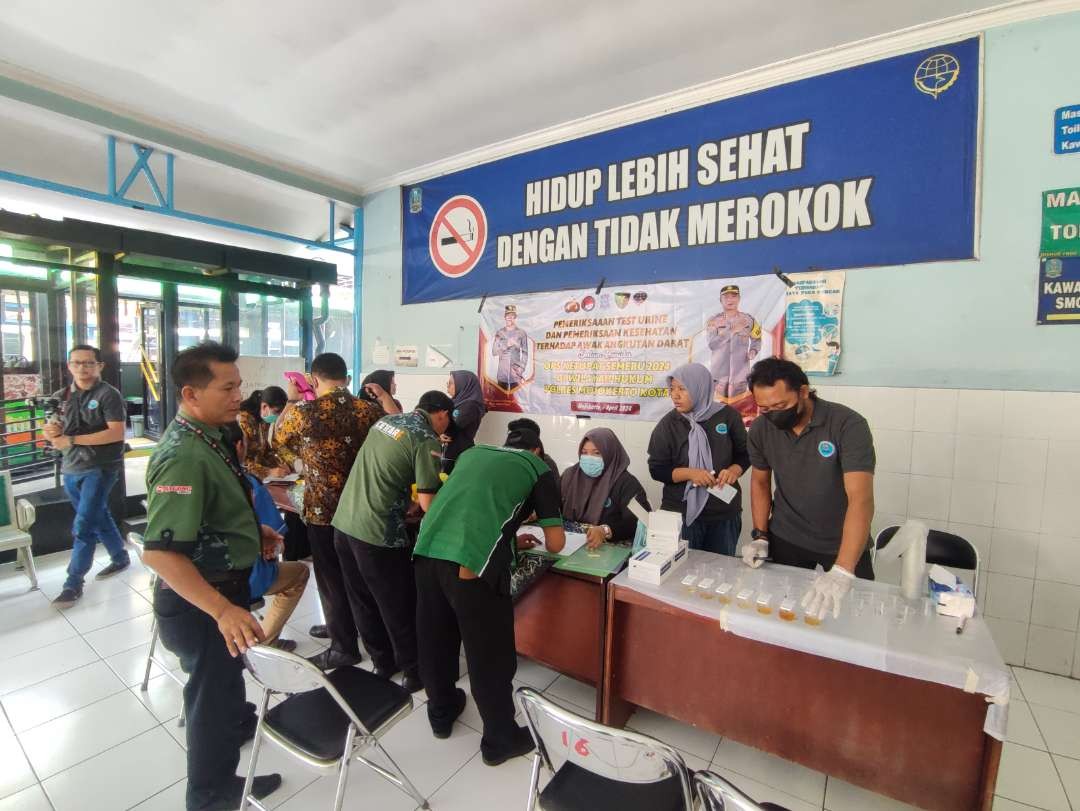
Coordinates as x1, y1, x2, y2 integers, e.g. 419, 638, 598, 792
682, 514, 743, 557
63, 467, 129, 590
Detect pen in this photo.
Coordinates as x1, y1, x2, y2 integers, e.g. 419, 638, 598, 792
956, 615, 967, 635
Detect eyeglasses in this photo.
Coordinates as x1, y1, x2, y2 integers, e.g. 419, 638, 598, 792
69, 361, 101, 367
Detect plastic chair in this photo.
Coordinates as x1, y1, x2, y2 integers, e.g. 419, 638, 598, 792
515, 685, 695, 811
875, 525, 980, 598
0, 470, 38, 590
694, 770, 793, 811
240, 644, 428, 811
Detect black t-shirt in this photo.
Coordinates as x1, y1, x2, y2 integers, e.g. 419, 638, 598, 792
647, 406, 750, 521
51, 380, 126, 472
560, 469, 652, 542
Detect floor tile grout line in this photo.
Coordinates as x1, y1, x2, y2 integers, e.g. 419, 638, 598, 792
3, 661, 132, 735
0, 702, 56, 811
0, 638, 107, 699
122, 775, 186, 811
35, 722, 178, 794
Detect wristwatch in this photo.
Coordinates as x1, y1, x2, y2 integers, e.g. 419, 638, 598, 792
602, 524, 612, 540
750, 528, 769, 541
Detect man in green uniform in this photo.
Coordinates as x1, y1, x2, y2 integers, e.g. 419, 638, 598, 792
413, 427, 565, 766
331, 391, 453, 693
142, 342, 283, 811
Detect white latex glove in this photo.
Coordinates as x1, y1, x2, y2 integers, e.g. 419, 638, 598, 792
801, 565, 855, 620
741, 539, 768, 569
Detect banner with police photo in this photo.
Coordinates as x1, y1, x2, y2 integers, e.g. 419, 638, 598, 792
403, 38, 980, 304
478, 275, 791, 423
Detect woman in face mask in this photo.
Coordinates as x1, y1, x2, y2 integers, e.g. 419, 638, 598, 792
561, 428, 651, 549
237, 386, 293, 480
647, 363, 751, 556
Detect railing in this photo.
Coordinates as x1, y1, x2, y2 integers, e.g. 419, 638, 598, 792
0, 397, 60, 484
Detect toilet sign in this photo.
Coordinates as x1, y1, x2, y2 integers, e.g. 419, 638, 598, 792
1054, 104, 1080, 155
428, 195, 487, 278
1041, 187, 1080, 257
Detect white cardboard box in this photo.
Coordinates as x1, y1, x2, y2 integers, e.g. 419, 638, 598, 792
628, 543, 688, 586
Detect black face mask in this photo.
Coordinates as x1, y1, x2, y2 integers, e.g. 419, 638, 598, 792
764, 401, 801, 430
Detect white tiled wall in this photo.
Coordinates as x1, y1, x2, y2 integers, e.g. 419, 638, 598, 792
389, 373, 1080, 678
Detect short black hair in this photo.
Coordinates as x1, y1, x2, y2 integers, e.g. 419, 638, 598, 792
172, 341, 239, 391
505, 427, 541, 451
261, 385, 288, 410
417, 390, 454, 414
310, 352, 348, 381
747, 357, 810, 393
69, 344, 102, 362
507, 417, 541, 436
220, 421, 245, 449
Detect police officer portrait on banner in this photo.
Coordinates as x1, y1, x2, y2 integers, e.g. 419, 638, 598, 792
706, 284, 762, 403
491, 303, 530, 391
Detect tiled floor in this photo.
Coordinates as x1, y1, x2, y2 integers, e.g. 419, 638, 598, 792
3, 550, 1080, 810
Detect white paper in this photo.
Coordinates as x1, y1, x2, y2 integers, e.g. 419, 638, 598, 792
372, 342, 390, 364
520, 526, 588, 557
707, 483, 738, 503
262, 473, 300, 485
627, 499, 649, 524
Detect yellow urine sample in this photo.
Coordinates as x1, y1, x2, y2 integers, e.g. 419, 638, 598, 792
735, 589, 754, 609
779, 608, 797, 621
804, 615, 822, 627
756, 604, 772, 615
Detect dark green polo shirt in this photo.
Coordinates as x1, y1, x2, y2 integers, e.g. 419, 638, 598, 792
143, 413, 260, 571
747, 397, 875, 554
414, 446, 561, 593
332, 410, 444, 548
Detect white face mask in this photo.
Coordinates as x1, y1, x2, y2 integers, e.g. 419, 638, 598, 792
579, 455, 604, 478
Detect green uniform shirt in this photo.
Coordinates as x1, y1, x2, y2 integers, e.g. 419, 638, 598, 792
332, 410, 444, 548
143, 413, 260, 571
414, 445, 562, 593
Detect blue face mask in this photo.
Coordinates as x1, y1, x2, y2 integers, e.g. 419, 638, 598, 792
262, 413, 278, 425
579, 455, 604, 478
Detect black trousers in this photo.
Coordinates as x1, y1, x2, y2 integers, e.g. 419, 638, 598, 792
307, 523, 360, 657
333, 530, 418, 676
282, 511, 310, 561
415, 556, 519, 755
769, 532, 875, 579
154, 578, 251, 811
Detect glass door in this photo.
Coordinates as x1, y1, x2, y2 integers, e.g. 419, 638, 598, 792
139, 302, 164, 438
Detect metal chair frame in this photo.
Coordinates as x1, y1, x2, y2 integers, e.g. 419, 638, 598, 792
515, 685, 696, 811
695, 769, 785, 811
0, 470, 38, 590
240, 644, 428, 811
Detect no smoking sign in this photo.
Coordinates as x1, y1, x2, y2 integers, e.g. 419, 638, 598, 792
428, 195, 487, 278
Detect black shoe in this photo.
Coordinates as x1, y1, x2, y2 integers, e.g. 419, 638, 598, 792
401, 671, 424, 694
307, 649, 361, 671
52, 587, 82, 608
430, 688, 467, 739
308, 624, 329, 639
373, 666, 397, 680
267, 637, 297, 653
94, 560, 130, 580
238, 714, 257, 745
482, 725, 536, 766
201, 774, 282, 810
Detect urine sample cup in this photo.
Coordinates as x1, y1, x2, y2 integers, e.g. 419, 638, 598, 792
756, 593, 773, 615
736, 588, 755, 609
715, 582, 734, 605
778, 598, 797, 621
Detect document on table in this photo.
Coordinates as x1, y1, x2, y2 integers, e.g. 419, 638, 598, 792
263, 473, 300, 485
520, 525, 589, 557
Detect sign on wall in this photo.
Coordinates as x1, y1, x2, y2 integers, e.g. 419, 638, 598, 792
1041, 187, 1080, 256
403, 38, 981, 304
478, 274, 791, 422
784, 271, 846, 374
1054, 105, 1080, 155
1037, 257, 1080, 325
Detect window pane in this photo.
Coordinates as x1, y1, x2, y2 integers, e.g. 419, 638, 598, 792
239, 295, 265, 356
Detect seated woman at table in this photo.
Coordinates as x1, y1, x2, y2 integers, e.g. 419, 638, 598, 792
237, 386, 293, 480
647, 362, 749, 556
560, 427, 651, 549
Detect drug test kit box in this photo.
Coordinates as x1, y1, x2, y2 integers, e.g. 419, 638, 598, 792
645, 509, 683, 553
628, 543, 688, 586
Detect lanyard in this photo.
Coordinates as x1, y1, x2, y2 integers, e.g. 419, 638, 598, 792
174, 415, 255, 509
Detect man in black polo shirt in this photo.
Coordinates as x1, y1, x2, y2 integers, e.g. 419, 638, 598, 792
743, 358, 875, 621
43, 345, 131, 607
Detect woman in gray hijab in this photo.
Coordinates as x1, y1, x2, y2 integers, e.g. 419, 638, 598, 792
560, 428, 651, 548
647, 362, 750, 555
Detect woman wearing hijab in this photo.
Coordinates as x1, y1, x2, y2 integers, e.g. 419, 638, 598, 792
561, 428, 651, 548
443, 370, 487, 473
361, 369, 403, 412
647, 363, 750, 555
237, 385, 292, 480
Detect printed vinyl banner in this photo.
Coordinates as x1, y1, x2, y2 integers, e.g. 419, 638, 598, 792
403, 38, 980, 304
478, 275, 789, 422
784, 271, 846, 374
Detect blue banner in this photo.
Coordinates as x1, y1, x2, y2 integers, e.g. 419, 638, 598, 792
1038, 256, 1080, 325
403, 38, 980, 304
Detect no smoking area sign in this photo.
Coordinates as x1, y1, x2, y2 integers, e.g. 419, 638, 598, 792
429, 195, 487, 278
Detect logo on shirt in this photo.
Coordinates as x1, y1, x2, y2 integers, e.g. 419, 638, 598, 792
374, 421, 405, 441
818, 441, 836, 458
88, 399, 99, 410
604, 497, 612, 508
715, 423, 728, 435
155, 485, 193, 495
452, 408, 460, 419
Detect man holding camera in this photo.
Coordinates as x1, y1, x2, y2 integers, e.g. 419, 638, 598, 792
45, 345, 130, 608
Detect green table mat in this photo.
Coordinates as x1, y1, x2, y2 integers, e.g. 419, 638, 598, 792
552, 544, 631, 577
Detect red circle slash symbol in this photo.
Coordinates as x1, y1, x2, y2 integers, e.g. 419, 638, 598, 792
429, 195, 488, 278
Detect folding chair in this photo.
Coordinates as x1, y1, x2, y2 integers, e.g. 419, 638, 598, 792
875, 525, 980, 598
0, 470, 38, 590
515, 685, 695, 811
694, 769, 794, 811
240, 644, 428, 811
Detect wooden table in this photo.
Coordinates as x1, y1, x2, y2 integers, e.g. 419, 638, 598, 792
514, 544, 630, 720
601, 576, 1003, 811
